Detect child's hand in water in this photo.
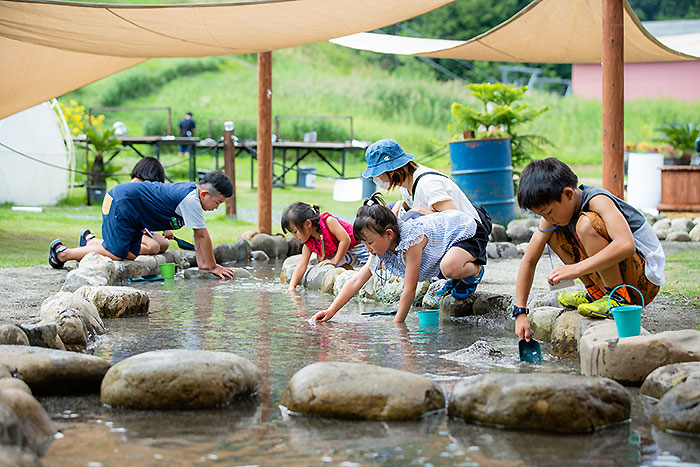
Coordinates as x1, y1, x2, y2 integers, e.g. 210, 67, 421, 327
313, 309, 336, 322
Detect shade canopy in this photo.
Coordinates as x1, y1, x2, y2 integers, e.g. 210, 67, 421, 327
0, 0, 453, 119
330, 0, 699, 63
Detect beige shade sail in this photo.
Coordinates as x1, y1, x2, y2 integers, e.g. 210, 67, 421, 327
330, 0, 699, 63
0, 0, 453, 119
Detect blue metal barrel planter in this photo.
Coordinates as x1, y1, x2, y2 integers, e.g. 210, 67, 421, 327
449, 138, 516, 225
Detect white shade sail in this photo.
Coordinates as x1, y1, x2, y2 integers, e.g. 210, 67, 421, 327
330, 0, 699, 64
0, 0, 453, 119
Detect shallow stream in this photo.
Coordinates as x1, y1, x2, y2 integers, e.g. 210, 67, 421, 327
40, 262, 699, 466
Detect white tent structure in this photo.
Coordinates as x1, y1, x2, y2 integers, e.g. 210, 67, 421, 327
0, 101, 75, 206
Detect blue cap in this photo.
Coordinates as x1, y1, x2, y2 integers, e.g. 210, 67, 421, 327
361, 139, 414, 178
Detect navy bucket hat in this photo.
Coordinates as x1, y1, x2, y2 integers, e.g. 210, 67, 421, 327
362, 139, 415, 178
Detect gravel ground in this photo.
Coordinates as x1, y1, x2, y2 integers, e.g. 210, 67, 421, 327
0, 242, 698, 333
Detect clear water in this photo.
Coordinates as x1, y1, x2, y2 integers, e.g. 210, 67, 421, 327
40, 261, 700, 466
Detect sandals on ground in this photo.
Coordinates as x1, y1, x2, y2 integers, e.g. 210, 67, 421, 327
49, 239, 67, 269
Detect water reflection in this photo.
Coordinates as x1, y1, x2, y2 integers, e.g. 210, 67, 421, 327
40, 261, 700, 466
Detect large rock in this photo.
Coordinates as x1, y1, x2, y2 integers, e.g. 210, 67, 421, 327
640, 362, 700, 399
280, 362, 444, 420
280, 254, 304, 284
213, 243, 238, 264
74, 285, 149, 318
40, 291, 105, 337
0, 345, 110, 395
666, 231, 691, 242
0, 389, 56, 456
100, 350, 261, 410
60, 269, 109, 292
489, 223, 508, 242
689, 224, 700, 241
0, 402, 23, 447
651, 379, 700, 435
550, 310, 586, 357
580, 327, 700, 385
183, 268, 237, 280
303, 264, 337, 290
486, 242, 519, 259
448, 373, 630, 433
234, 238, 252, 262
0, 445, 40, 467
251, 250, 269, 262
321, 268, 346, 294
0, 378, 32, 395
16, 324, 58, 349
506, 218, 538, 244
78, 252, 116, 283
439, 292, 509, 318
670, 217, 694, 233
286, 236, 303, 257
54, 310, 88, 352
250, 233, 287, 259
528, 306, 562, 342
372, 276, 404, 303
0, 325, 29, 346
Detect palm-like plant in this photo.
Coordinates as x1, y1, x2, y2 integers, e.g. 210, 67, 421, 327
85, 127, 122, 187
653, 122, 700, 165
449, 83, 551, 168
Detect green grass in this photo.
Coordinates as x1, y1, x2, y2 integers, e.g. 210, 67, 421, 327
659, 249, 700, 309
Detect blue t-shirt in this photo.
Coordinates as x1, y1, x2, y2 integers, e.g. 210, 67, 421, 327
108, 181, 198, 231
179, 117, 196, 136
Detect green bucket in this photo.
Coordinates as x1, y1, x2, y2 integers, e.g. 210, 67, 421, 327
159, 262, 176, 279
417, 309, 439, 326
609, 285, 644, 338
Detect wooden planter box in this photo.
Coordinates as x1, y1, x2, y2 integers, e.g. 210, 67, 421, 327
658, 166, 700, 212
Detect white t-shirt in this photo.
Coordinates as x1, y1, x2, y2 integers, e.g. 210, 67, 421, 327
400, 164, 480, 221
175, 188, 206, 229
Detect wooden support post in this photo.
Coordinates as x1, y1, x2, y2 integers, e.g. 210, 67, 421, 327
223, 121, 236, 218
602, 0, 624, 198
257, 51, 273, 234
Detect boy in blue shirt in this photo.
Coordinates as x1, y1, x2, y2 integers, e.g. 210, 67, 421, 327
512, 158, 665, 341
49, 171, 235, 279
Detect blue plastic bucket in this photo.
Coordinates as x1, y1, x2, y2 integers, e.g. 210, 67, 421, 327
417, 309, 439, 326
448, 138, 516, 225
609, 285, 644, 338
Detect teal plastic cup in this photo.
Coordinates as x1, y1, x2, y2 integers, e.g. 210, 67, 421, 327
609, 285, 644, 338
417, 309, 439, 326
160, 262, 176, 279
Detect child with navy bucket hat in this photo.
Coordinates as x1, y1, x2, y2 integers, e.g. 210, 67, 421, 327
362, 138, 492, 299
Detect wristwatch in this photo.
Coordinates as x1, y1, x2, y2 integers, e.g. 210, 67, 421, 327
511, 305, 529, 319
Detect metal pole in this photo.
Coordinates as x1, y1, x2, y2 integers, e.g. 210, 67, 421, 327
602, 0, 625, 198
224, 121, 237, 218
257, 52, 273, 234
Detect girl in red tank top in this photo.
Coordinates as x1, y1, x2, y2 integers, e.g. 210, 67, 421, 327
281, 202, 369, 290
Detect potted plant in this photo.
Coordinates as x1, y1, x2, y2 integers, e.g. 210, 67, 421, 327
653, 122, 700, 166
85, 126, 122, 205
448, 83, 550, 224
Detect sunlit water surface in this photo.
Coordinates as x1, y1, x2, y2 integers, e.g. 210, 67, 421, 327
40, 262, 699, 466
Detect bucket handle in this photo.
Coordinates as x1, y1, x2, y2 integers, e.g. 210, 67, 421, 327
607, 285, 645, 310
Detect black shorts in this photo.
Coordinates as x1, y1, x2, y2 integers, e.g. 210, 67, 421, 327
453, 220, 489, 265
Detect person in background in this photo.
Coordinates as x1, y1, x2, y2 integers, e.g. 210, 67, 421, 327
178, 111, 196, 157
313, 193, 483, 323
281, 202, 369, 291
513, 158, 665, 341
